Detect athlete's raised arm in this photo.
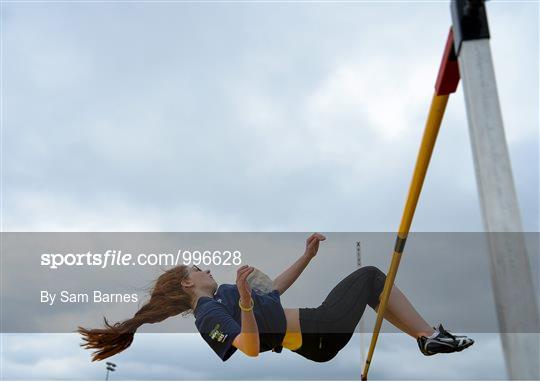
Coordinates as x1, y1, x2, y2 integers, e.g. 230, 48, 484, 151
232, 265, 260, 357
272, 233, 326, 295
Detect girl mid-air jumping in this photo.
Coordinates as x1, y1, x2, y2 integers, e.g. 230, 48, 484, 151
78, 233, 474, 363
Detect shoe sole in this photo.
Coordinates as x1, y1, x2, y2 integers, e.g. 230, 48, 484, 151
425, 340, 474, 356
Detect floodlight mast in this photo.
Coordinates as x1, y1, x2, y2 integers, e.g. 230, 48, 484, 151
451, 0, 540, 379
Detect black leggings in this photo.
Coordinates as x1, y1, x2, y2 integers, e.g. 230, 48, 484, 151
292, 266, 387, 362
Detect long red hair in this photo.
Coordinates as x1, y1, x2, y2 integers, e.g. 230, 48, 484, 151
77, 265, 192, 361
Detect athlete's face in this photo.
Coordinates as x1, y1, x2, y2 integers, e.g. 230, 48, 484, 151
185, 265, 217, 291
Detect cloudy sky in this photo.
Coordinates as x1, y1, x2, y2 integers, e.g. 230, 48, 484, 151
1, 0, 538, 380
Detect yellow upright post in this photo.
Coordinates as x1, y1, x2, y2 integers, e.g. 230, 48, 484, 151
361, 93, 448, 380
361, 29, 460, 380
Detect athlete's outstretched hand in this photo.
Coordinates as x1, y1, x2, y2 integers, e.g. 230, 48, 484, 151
304, 233, 326, 259
236, 265, 254, 303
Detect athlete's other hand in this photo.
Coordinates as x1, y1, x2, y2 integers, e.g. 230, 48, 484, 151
236, 265, 254, 304
304, 233, 326, 259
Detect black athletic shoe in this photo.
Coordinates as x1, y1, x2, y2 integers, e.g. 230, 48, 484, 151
417, 324, 474, 356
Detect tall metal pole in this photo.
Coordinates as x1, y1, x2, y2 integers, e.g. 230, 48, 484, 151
105, 362, 116, 381
356, 242, 366, 368
451, 0, 540, 379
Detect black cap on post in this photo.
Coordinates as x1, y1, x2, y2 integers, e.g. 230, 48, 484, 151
451, 0, 490, 56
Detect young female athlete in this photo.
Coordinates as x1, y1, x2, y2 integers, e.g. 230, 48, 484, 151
78, 233, 474, 362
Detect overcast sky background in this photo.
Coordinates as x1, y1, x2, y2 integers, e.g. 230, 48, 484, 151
1, 0, 538, 380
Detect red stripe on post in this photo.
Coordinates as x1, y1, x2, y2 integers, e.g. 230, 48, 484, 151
435, 28, 461, 96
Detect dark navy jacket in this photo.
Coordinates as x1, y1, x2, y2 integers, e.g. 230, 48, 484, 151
194, 284, 287, 361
